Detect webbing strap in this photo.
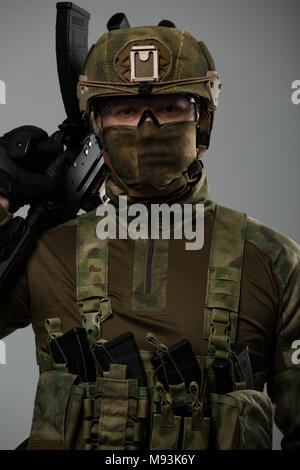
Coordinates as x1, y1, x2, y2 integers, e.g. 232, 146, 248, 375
98, 364, 136, 450
204, 205, 248, 359
76, 211, 111, 343
45, 317, 64, 340
45, 317, 68, 372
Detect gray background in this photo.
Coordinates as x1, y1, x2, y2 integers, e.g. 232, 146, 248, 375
0, 0, 299, 450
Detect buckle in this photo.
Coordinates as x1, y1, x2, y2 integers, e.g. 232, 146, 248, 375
187, 160, 202, 180
82, 311, 101, 344
130, 45, 159, 82
208, 309, 231, 360
206, 71, 222, 108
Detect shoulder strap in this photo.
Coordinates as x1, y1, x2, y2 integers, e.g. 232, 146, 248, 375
204, 204, 248, 359
76, 211, 112, 344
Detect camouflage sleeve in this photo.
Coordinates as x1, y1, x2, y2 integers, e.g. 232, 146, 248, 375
0, 205, 31, 339
246, 217, 300, 450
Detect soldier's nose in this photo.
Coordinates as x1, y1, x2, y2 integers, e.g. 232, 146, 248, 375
137, 109, 160, 127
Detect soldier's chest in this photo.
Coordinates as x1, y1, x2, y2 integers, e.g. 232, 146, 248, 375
100, 237, 211, 354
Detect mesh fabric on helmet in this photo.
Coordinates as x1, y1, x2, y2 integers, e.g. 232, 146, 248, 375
82, 26, 216, 112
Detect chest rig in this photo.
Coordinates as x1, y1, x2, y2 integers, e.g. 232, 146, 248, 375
74, 203, 247, 364
29, 204, 273, 450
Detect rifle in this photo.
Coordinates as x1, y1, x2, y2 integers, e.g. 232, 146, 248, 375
0, 2, 108, 287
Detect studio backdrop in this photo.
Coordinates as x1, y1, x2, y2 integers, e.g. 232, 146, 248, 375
0, 0, 299, 450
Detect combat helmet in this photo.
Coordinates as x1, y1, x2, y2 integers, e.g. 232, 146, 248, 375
77, 14, 221, 148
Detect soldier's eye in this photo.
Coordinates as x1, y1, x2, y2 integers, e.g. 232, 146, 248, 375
162, 105, 178, 113
157, 105, 186, 116
117, 108, 136, 116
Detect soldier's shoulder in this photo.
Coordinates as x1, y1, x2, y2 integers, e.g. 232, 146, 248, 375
219, 202, 300, 262
245, 214, 300, 290
46, 209, 97, 234
216, 203, 300, 291
245, 215, 300, 261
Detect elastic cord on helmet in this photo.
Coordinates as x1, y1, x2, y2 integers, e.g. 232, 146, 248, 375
79, 74, 218, 92
78, 73, 219, 115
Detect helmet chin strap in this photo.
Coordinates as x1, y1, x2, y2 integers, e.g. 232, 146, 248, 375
89, 108, 108, 151
195, 101, 211, 149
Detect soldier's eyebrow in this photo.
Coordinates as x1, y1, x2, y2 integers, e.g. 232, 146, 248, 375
100, 98, 139, 113
95, 95, 192, 116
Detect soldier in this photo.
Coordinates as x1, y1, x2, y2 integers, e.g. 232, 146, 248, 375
0, 21, 299, 450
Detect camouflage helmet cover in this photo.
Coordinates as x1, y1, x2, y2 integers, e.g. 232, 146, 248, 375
77, 25, 221, 122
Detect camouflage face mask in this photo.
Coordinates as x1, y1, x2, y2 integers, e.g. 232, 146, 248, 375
102, 120, 198, 195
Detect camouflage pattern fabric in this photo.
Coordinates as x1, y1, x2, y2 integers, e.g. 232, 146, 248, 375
28, 370, 82, 450
0, 169, 299, 448
210, 389, 273, 449
103, 121, 198, 189
81, 26, 216, 108
204, 204, 248, 360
